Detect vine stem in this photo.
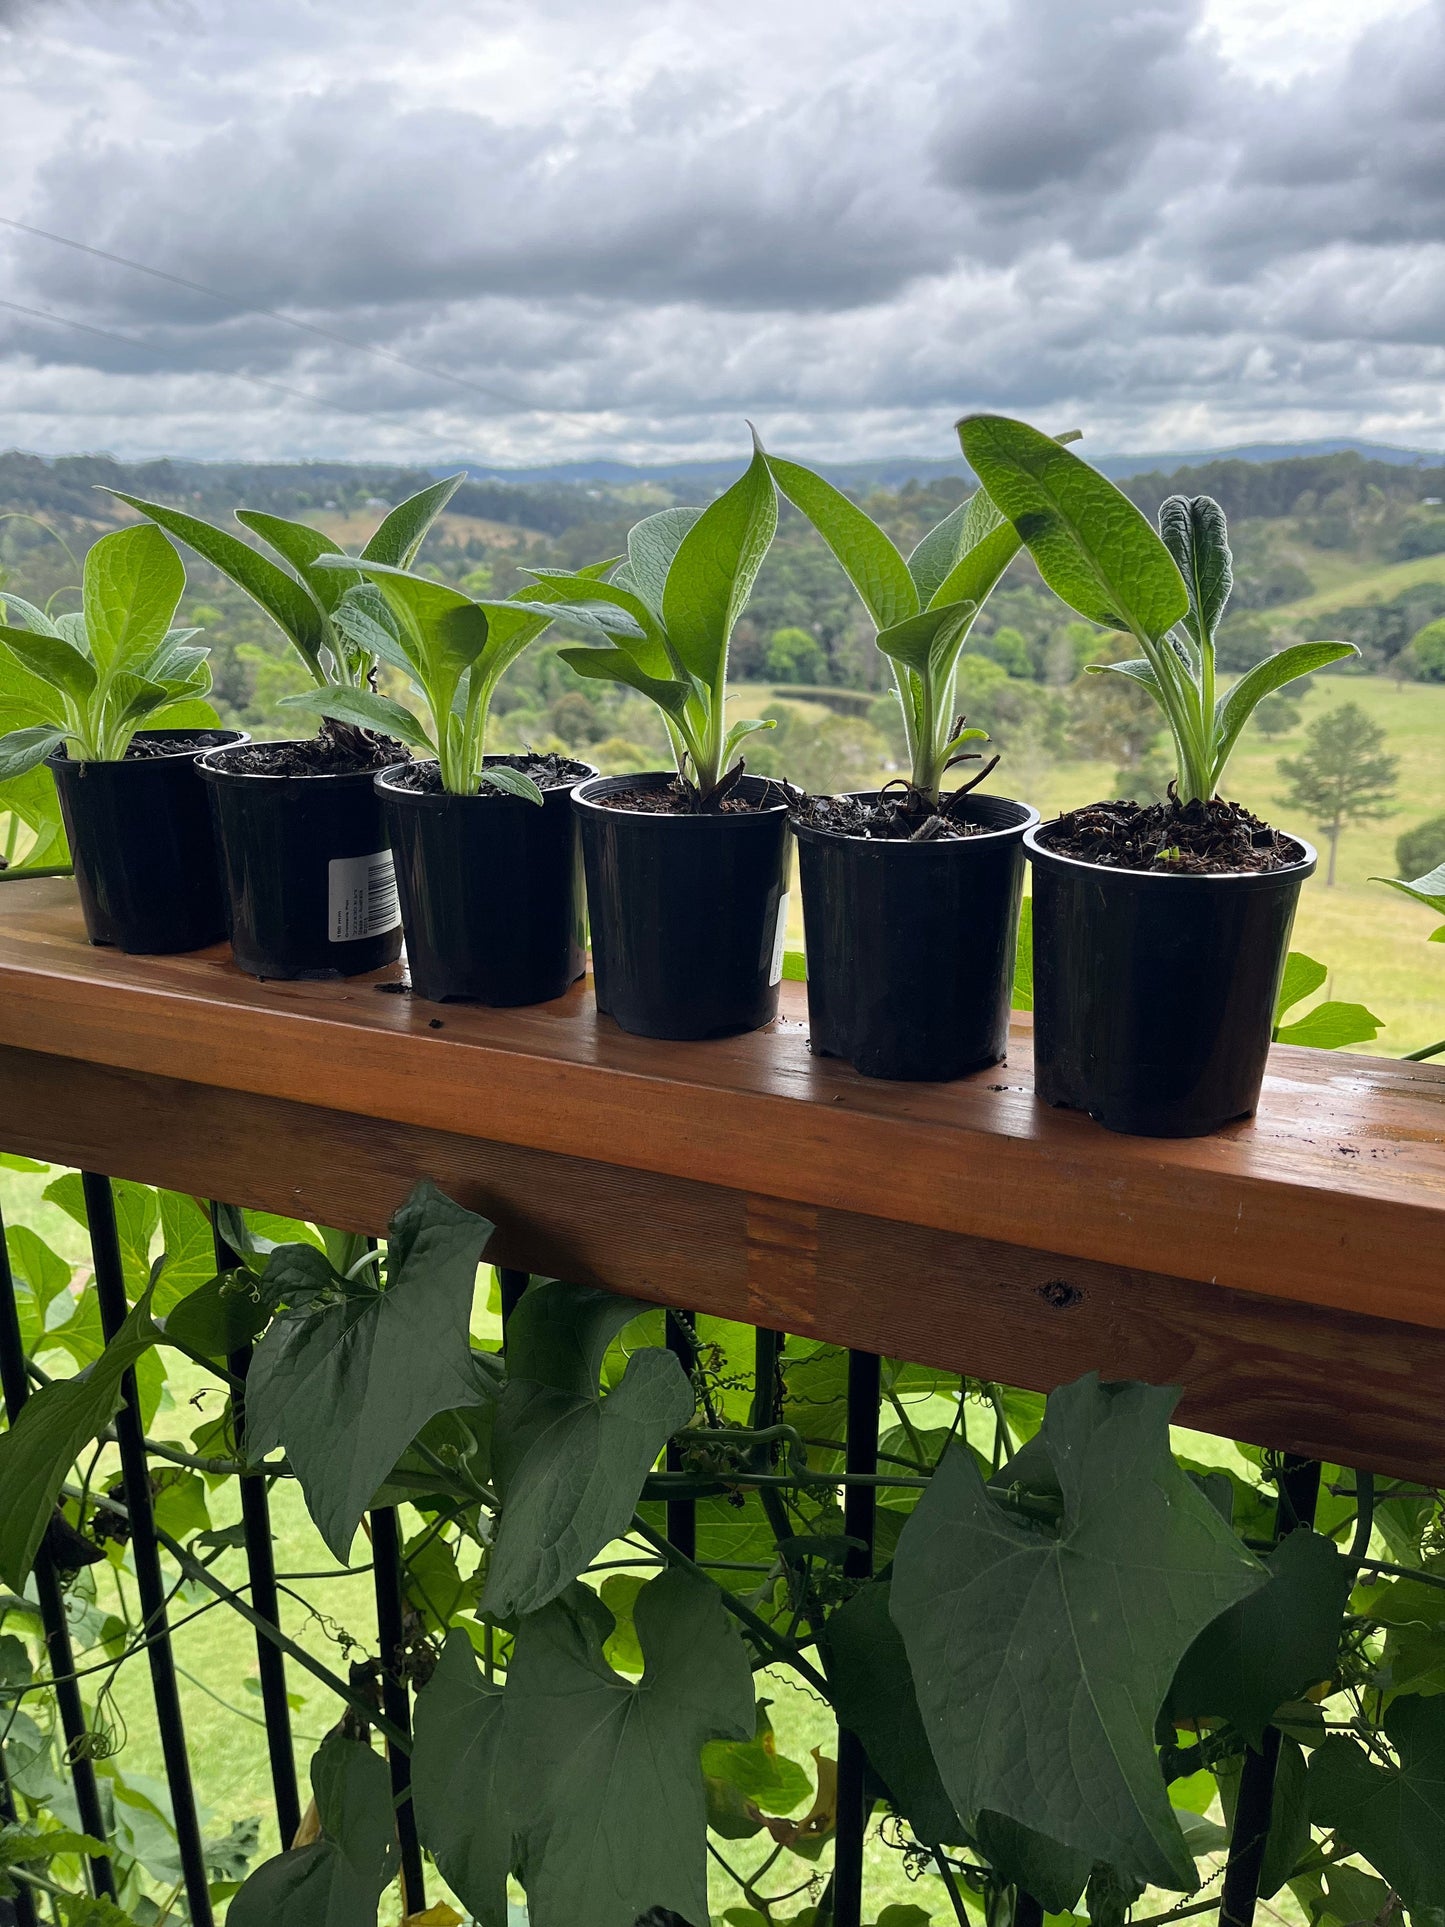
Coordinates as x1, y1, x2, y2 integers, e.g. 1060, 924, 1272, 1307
631, 1516, 830, 1696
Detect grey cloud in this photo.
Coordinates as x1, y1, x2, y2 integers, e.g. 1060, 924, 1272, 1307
3, 0, 1445, 463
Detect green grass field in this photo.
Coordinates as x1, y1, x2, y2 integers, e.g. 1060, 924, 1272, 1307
1272, 550, 1445, 620
735, 672, 1445, 1058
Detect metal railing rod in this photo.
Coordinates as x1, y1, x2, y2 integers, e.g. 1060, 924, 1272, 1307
82, 1171, 214, 1927
211, 1207, 302, 1849
497, 1267, 529, 1335
1219, 1456, 1323, 1927
370, 1506, 425, 1915
664, 1311, 697, 1560
831, 1348, 881, 1927
0, 1199, 117, 1902
0, 1753, 41, 1927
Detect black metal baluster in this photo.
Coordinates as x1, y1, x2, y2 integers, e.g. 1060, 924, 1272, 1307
370, 1506, 425, 1915
82, 1172, 214, 1927
833, 1347, 881, 1927
1219, 1455, 1322, 1927
497, 1267, 529, 1334
0, 1751, 39, 1927
211, 1208, 302, 1849
0, 1198, 116, 1901
664, 1311, 697, 1559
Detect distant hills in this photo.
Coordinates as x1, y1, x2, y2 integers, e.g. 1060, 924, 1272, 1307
434, 437, 1445, 493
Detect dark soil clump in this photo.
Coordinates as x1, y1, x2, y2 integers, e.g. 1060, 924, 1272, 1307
1039, 796, 1304, 874
387, 753, 593, 796
793, 787, 986, 842
123, 731, 236, 762
606, 775, 793, 816
223, 717, 407, 778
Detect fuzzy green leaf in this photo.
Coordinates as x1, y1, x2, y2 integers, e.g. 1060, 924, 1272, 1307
412, 1630, 510, 1927
1376, 859, 1445, 919
482, 1280, 693, 1619
245, 1181, 493, 1558
234, 512, 360, 614
0, 726, 68, 780
0, 624, 94, 706
557, 646, 693, 718
766, 454, 916, 631
282, 685, 432, 754
476, 763, 544, 804
82, 524, 185, 677
0, 1287, 160, 1589
1159, 495, 1232, 646
958, 416, 1188, 642
875, 596, 978, 682
890, 1373, 1266, 1889
1310, 1696, 1445, 1914
228, 1735, 398, 1927
1212, 640, 1360, 782
107, 492, 330, 679
661, 443, 778, 686
620, 507, 703, 616
360, 472, 465, 568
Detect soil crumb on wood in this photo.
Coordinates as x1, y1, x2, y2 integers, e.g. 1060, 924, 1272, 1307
792, 788, 986, 842
224, 717, 407, 777
1039, 796, 1304, 874
387, 753, 594, 795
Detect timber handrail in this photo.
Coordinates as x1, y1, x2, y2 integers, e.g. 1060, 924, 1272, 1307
1, 875, 1443, 1481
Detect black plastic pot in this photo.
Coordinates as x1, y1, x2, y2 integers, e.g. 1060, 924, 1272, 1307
794, 792, 1038, 1080
47, 729, 246, 954
1025, 823, 1317, 1137
377, 760, 595, 1005
573, 771, 791, 1040
198, 742, 406, 980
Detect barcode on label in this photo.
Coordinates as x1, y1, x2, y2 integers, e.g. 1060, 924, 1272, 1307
328, 850, 401, 943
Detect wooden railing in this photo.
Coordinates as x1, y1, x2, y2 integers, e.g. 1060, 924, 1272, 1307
0, 873, 1441, 1485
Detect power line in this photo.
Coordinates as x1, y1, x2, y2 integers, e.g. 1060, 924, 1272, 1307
0, 293, 557, 467
0, 211, 591, 424
0, 295, 376, 420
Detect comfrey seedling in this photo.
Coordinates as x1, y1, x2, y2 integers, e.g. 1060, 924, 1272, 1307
517, 440, 779, 802
758, 438, 1075, 803
292, 559, 613, 802
957, 416, 1359, 803
0, 523, 211, 778
105, 474, 464, 695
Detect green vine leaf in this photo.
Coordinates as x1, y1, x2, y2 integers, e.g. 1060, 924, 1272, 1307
819, 1574, 1090, 1912
412, 1630, 510, 1927
245, 1181, 493, 1559
890, 1374, 1266, 1889
0, 1286, 160, 1590
228, 1734, 398, 1927
481, 1280, 693, 1619
1309, 1695, 1445, 1913
508, 1571, 754, 1927
1168, 1528, 1351, 1747
819, 1572, 962, 1850
415, 1573, 754, 1927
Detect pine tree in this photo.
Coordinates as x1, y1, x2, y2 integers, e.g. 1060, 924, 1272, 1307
1277, 700, 1398, 885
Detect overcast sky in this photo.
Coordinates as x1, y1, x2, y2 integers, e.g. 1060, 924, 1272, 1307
2, 0, 1441, 467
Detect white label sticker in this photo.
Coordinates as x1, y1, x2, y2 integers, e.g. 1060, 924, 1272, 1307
328, 850, 401, 943
769, 891, 790, 987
